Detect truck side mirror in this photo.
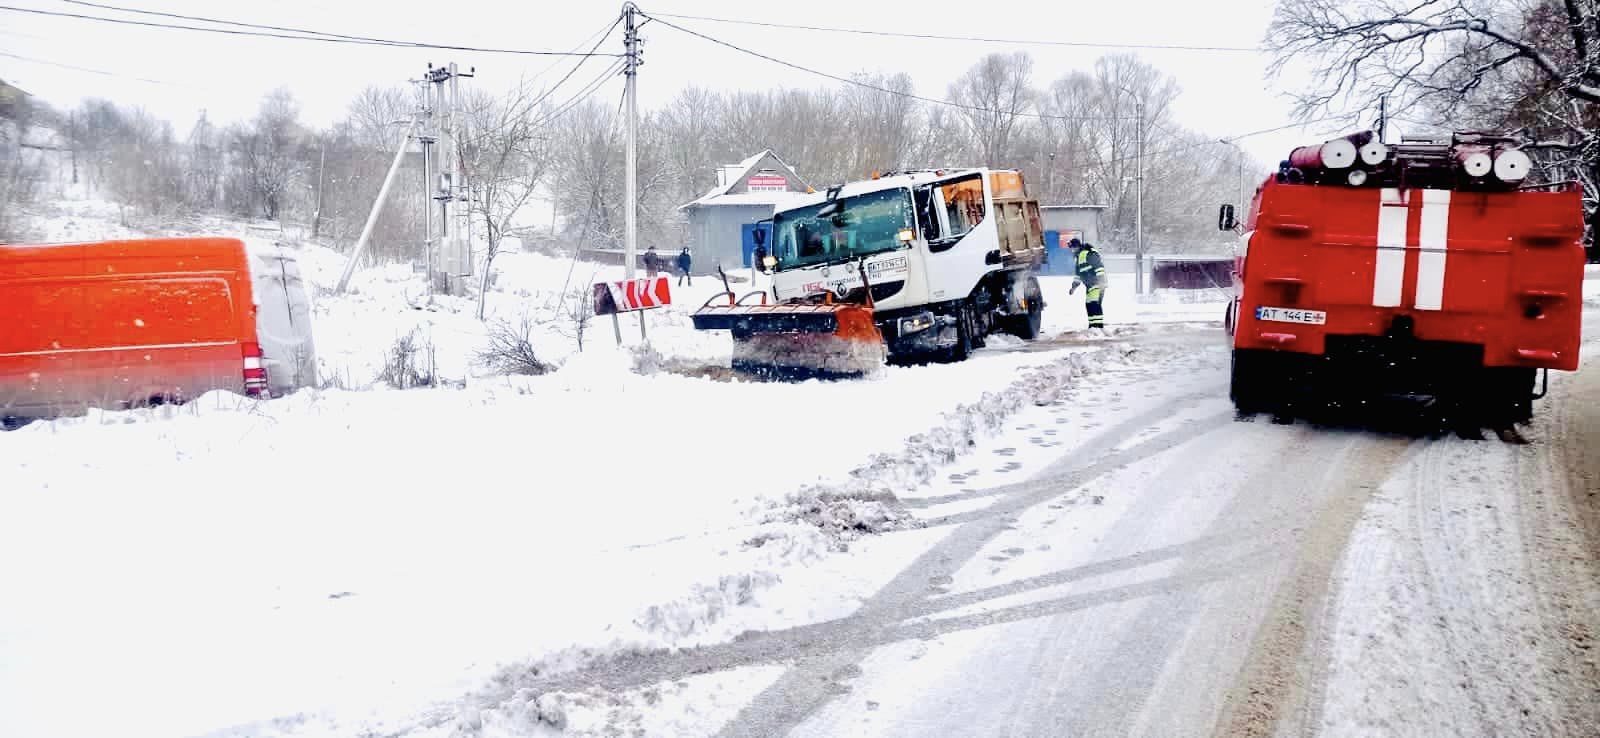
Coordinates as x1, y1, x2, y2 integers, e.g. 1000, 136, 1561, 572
1218, 204, 1237, 232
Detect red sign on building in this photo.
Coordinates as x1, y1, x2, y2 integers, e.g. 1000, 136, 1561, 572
747, 175, 788, 192
593, 276, 672, 315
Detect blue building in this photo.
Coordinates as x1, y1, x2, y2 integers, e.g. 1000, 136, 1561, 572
677, 150, 811, 274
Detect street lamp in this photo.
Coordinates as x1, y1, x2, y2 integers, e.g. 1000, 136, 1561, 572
1219, 138, 1246, 211
1115, 84, 1145, 295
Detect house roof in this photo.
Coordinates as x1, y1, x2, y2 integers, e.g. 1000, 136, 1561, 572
680, 149, 809, 210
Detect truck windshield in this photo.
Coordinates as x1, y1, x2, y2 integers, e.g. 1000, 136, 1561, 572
772, 188, 913, 271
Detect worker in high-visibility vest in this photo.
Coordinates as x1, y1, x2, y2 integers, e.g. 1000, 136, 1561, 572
1068, 238, 1107, 331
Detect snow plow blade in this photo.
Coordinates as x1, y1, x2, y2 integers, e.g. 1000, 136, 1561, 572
692, 302, 886, 380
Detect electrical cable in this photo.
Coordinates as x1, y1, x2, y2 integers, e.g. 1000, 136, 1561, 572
641, 13, 1127, 123
520, 14, 624, 119
525, 14, 625, 88
527, 58, 625, 131
0, 49, 194, 87
0, 3, 622, 56
644, 9, 1261, 53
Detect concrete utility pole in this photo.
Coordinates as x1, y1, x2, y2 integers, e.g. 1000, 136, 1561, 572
1134, 95, 1146, 295
421, 62, 474, 297
337, 118, 417, 294
623, 2, 647, 342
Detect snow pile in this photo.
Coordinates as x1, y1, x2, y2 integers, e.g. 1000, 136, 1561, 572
782, 348, 1108, 509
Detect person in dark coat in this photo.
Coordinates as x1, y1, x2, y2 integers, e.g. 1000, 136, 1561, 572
643, 247, 660, 278
1068, 238, 1108, 331
676, 248, 692, 286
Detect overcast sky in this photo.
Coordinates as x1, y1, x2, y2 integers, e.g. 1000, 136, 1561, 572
0, 0, 1378, 177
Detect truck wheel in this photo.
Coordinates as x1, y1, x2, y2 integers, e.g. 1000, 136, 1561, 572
1230, 349, 1271, 414
1480, 367, 1535, 425
946, 302, 976, 362
1005, 278, 1044, 340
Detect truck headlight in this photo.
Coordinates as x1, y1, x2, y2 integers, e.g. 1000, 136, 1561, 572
899, 313, 935, 335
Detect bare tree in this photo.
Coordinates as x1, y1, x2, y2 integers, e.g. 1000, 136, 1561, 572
0, 95, 44, 242
947, 52, 1037, 167
230, 88, 306, 221
1269, 0, 1600, 244
459, 83, 551, 319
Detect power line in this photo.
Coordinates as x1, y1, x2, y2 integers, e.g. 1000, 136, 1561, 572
521, 14, 624, 117
644, 10, 1261, 53
526, 14, 625, 88
0, 50, 194, 87
642, 13, 1126, 123
529, 58, 626, 130
0, 4, 622, 56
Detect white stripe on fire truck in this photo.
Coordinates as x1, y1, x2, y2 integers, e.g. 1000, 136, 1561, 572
1413, 189, 1451, 311
1372, 188, 1407, 307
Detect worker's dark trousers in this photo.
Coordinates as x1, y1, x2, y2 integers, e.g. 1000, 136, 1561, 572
678, 272, 691, 286
1085, 285, 1105, 328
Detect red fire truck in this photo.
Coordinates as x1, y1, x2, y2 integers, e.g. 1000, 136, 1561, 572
1221, 130, 1586, 437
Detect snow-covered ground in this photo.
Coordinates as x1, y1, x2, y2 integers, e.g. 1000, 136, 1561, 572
2, 199, 1228, 738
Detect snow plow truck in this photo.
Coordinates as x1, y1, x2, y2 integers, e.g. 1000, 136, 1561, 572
1221, 130, 1586, 436
691, 168, 1047, 378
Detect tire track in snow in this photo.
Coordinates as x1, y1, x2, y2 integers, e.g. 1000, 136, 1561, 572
1212, 433, 1417, 738
714, 407, 1238, 738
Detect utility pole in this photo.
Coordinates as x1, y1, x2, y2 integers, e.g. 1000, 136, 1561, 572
1134, 96, 1146, 295
68, 111, 78, 186
623, 2, 647, 342
312, 142, 326, 240
1378, 96, 1388, 144
337, 118, 417, 294
1047, 151, 1056, 203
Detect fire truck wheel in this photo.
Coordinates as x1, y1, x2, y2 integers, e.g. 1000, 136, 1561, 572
1481, 367, 1536, 425
1229, 349, 1276, 414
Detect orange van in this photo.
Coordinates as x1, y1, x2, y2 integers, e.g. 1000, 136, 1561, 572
1, 237, 269, 425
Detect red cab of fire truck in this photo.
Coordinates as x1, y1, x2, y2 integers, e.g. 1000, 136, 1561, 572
1219, 130, 1586, 426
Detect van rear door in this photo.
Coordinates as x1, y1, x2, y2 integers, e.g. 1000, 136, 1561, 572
246, 243, 317, 395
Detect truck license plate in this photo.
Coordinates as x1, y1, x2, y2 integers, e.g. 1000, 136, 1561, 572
1255, 306, 1326, 325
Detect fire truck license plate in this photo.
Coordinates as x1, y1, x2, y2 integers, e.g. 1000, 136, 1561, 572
1255, 306, 1326, 325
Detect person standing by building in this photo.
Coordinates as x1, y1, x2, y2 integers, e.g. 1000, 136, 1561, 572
1068, 238, 1107, 331
676, 247, 692, 286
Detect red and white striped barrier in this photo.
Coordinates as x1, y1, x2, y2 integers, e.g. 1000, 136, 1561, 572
592, 276, 672, 315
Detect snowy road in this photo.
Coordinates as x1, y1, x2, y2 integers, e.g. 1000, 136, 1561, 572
510, 321, 1600, 738
749, 325, 1600, 738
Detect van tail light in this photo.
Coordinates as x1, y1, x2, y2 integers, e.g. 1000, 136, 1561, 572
242, 342, 270, 398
